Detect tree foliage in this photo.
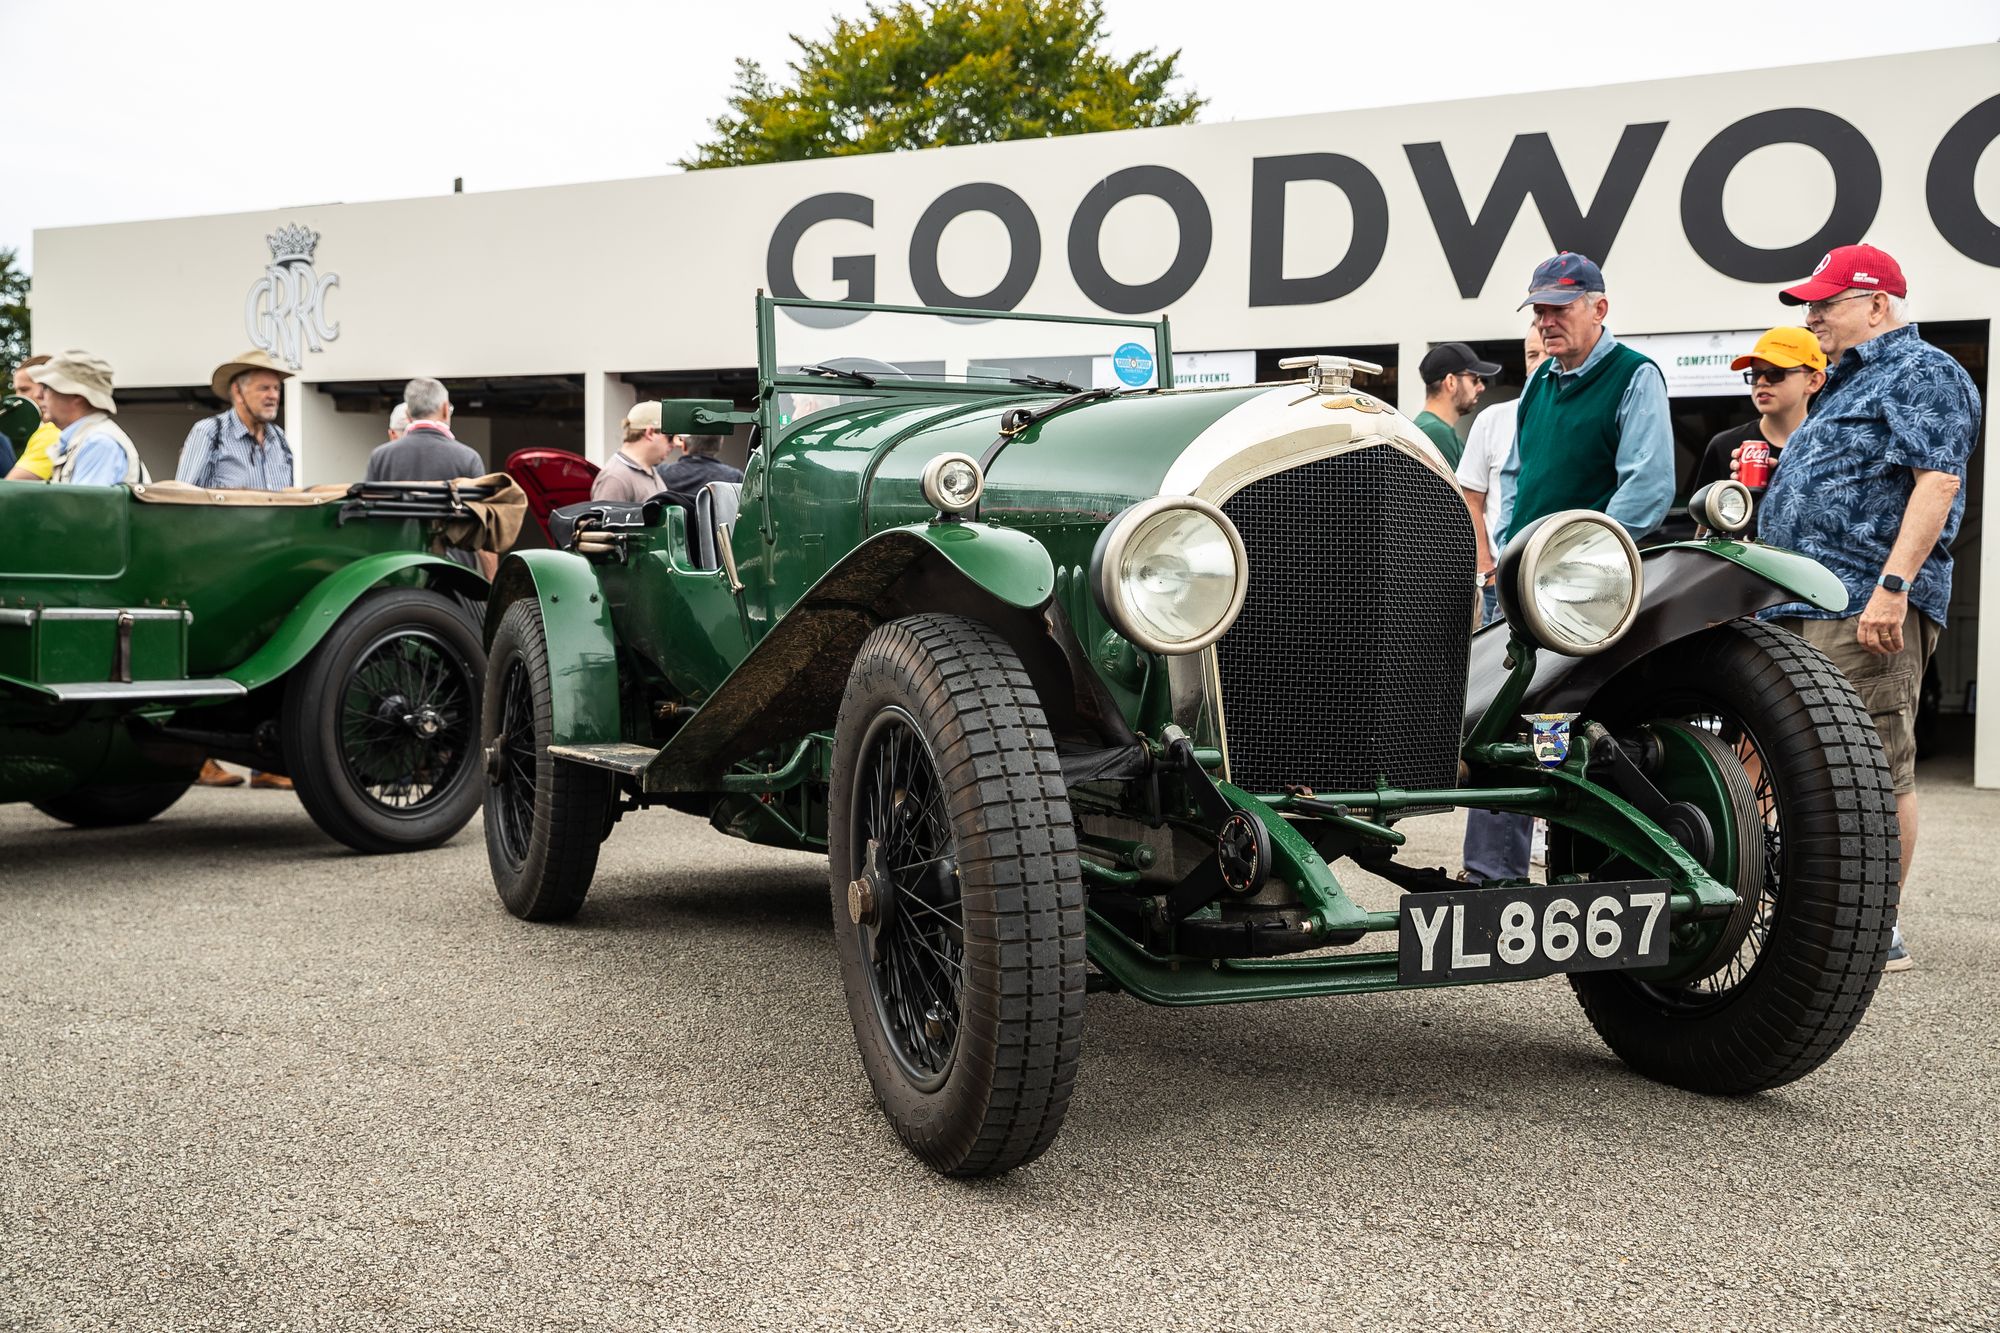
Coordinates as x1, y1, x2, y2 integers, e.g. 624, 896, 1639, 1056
681, 0, 1202, 169
0, 248, 28, 376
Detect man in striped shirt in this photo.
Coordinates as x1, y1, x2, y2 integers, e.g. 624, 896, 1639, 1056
175, 350, 295, 490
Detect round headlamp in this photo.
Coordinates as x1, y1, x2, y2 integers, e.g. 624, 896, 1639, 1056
920, 452, 985, 514
1687, 480, 1755, 537
1089, 496, 1249, 656
1497, 510, 1643, 657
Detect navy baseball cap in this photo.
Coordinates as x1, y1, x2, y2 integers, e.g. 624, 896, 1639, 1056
1518, 252, 1605, 309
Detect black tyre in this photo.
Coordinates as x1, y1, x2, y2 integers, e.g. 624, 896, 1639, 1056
1563, 620, 1898, 1093
281, 588, 485, 854
828, 615, 1087, 1177
481, 598, 613, 921
32, 779, 195, 828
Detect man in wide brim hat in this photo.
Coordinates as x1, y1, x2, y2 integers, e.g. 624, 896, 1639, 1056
208, 349, 292, 403
27, 350, 148, 486
176, 349, 296, 493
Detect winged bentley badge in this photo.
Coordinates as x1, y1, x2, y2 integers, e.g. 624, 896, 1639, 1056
245, 223, 340, 371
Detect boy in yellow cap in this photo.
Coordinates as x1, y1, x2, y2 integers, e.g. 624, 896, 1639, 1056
1691, 327, 1827, 525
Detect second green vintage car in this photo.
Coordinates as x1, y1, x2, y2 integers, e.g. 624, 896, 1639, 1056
2, 469, 515, 852
482, 297, 1897, 1176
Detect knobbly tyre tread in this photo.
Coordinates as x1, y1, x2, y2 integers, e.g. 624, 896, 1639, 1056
1570, 620, 1898, 1093
829, 614, 1086, 1177
282, 588, 487, 854
483, 599, 613, 921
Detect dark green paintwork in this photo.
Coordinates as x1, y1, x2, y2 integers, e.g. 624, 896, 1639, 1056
0, 481, 483, 804
1655, 538, 1849, 613
488, 550, 623, 745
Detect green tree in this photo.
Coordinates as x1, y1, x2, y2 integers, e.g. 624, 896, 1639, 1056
681, 0, 1201, 169
0, 248, 28, 375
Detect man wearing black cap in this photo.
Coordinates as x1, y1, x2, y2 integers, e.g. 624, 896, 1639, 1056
1413, 343, 1501, 470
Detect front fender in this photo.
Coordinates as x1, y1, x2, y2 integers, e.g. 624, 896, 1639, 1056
226, 551, 489, 692
644, 521, 1059, 791
1464, 540, 1848, 729
485, 549, 621, 745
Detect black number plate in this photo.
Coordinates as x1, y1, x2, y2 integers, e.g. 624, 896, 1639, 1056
1397, 880, 1674, 984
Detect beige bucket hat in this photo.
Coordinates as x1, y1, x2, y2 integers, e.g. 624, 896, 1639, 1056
210, 349, 294, 401
29, 350, 117, 413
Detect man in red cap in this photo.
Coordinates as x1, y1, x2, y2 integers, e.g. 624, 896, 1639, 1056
1757, 244, 1982, 972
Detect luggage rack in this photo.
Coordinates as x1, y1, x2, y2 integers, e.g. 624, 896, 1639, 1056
336, 480, 497, 524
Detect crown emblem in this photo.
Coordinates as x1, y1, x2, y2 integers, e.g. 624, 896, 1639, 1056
267, 223, 320, 265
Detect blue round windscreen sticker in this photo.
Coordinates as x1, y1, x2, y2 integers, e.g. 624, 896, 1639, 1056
1112, 342, 1155, 387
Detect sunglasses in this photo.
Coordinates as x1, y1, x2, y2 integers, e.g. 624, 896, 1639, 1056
1742, 366, 1811, 386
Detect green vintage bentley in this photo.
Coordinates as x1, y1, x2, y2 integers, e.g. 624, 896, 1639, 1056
483, 297, 1895, 1176
1, 465, 512, 852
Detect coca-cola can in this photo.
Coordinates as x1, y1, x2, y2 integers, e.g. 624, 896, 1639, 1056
1738, 439, 1772, 489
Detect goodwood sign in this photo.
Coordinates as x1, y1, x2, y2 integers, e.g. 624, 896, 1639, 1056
769, 93, 2000, 325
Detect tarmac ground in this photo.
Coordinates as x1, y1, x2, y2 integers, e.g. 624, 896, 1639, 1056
2, 755, 1995, 1331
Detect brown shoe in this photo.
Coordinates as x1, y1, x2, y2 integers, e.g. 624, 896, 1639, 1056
249, 771, 294, 791
197, 759, 245, 788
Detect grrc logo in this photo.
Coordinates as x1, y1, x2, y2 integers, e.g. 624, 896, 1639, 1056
246, 223, 341, 371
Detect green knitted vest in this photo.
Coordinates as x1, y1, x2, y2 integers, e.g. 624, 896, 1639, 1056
1507, 339, 1655, 541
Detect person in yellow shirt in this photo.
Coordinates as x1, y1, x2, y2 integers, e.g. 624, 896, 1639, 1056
7, 354, 60, 481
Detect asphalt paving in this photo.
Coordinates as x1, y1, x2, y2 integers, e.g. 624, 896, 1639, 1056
2, 756, 1995, 1331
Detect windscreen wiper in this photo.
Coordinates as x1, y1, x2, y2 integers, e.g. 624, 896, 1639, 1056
798, 364, 877, 388
1009, 373, 1082, 393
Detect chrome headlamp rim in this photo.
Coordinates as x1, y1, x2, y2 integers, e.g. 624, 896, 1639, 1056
920, 451, 985, 514
1498, 509, 1644, 658
1687, 479, 1755, 537
1088, 494, 1250, 657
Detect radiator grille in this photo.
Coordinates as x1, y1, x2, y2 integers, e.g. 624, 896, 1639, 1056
1215, 445, 1476, 795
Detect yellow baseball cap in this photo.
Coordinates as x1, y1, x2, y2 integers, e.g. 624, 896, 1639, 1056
1731, 327, 1826, 372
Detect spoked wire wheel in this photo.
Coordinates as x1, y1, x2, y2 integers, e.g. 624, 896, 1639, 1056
487, 655, 540, 869
282, 588, 486, 854
1670, 712, 1780, 1001
828, 614, 1086, 1177
337, 628, 475, 812
850, 707, 964, 1091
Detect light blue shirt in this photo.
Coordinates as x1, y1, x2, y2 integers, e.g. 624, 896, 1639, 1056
52, 419, 134, 486
175, 410, 293, 490
1496, 328, 1675, 540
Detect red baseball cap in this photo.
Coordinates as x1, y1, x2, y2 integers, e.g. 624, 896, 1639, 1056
1780, 244, 1907, 305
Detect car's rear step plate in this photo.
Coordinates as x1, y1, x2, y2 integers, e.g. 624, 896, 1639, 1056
14, 679, 247, 704
547, 742, 659, 775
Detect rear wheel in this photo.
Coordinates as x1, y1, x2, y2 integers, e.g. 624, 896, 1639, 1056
282, 588, 486, 854
828, 615, 1086, 1177
33, 778, 196, 828
1562, 620, 1899, 1093
481, 599, 613, 921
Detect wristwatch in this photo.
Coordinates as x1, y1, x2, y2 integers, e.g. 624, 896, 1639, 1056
1877, 573, 1909, 593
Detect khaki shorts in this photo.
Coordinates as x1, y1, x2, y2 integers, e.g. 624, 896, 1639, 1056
1777, 608, 1941, 795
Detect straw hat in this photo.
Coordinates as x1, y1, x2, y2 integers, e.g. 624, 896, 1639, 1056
28, 350, 117, 413
210, 349, 294, 401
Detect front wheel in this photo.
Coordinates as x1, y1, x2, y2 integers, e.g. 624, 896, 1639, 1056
481, 598, 614, 921
828, 615, 1086, 1177
1564, 620, 1899, 1093
282, 588, 486, 854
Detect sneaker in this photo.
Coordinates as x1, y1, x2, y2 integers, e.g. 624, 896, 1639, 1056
1884, 939, 1914, 973
196, 758, 244, 788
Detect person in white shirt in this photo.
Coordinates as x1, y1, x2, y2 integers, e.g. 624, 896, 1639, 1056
1455, 325, 1545, 624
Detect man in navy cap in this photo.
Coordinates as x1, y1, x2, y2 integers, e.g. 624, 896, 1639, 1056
1465, 253, 1674, 888
1414, 342, 1502, 470
1495, 253, 1674, 544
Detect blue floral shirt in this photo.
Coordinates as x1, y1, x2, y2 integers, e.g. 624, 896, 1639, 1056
1758, 325, 1980, 626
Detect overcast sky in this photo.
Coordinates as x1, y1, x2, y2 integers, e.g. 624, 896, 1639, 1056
4, 0, 1994, 269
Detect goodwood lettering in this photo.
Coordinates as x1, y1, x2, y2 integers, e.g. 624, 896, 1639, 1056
768, 94, 2000, 323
